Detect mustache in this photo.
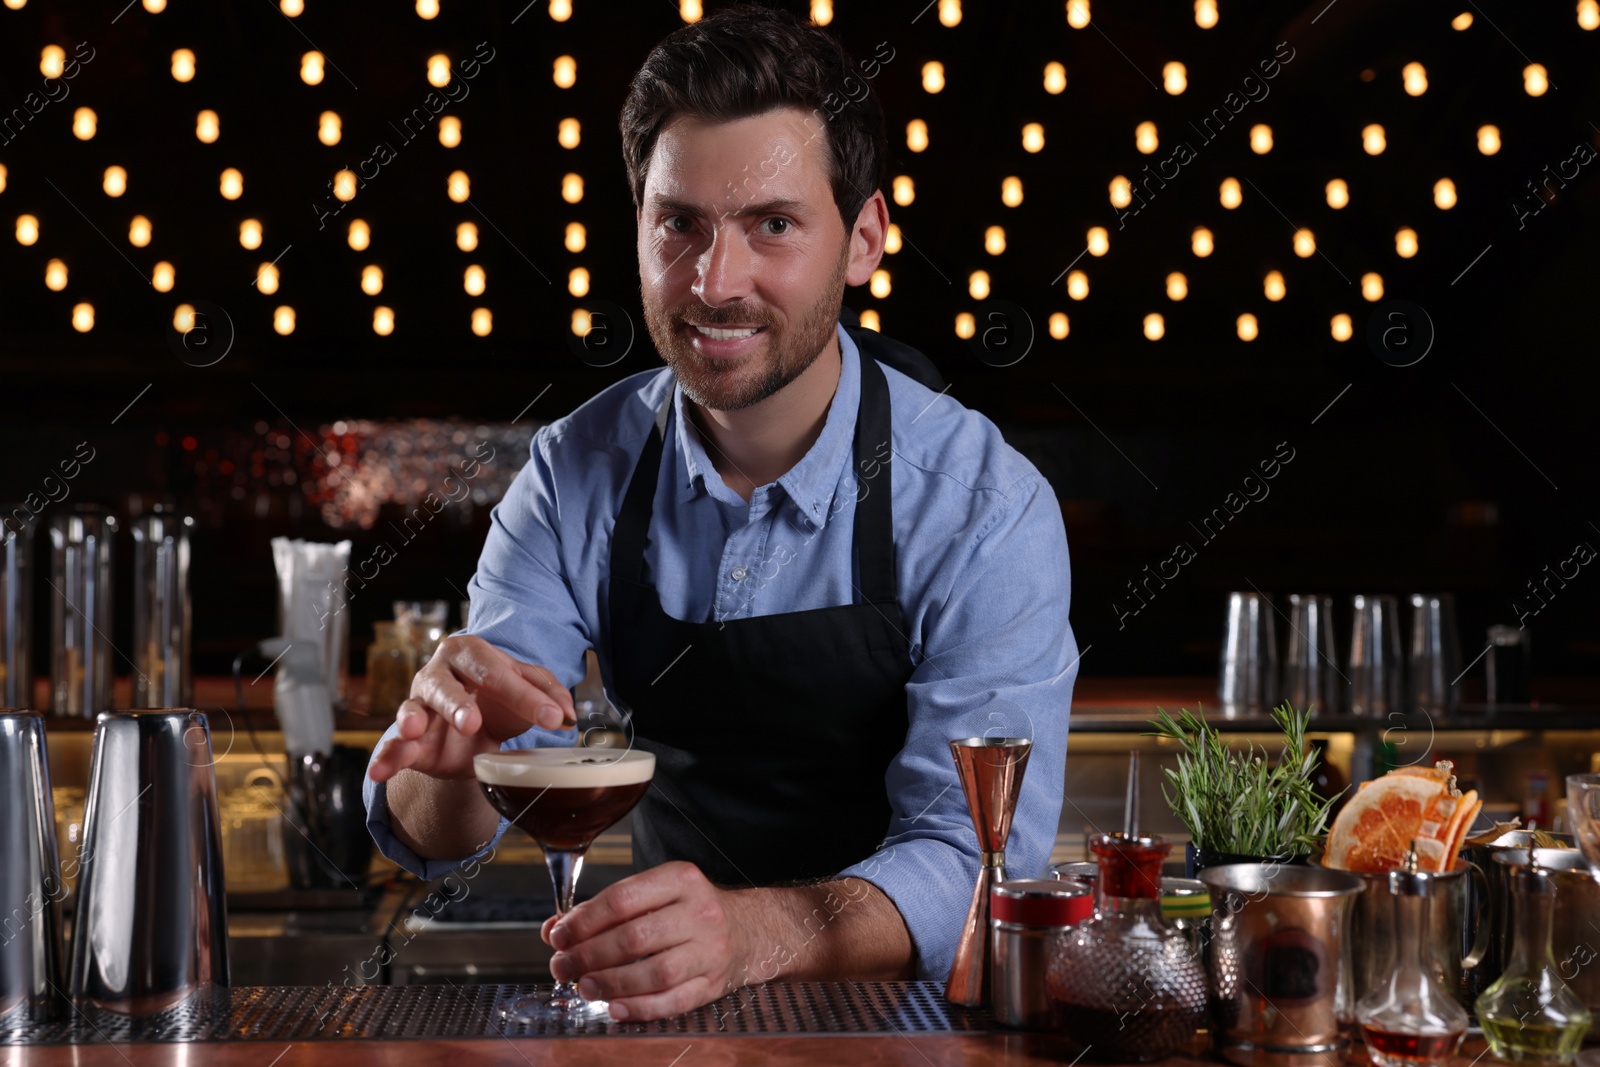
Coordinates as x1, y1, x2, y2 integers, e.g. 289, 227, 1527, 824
677, 309, 771, 328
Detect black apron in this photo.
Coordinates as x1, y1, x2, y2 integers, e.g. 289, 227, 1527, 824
607, 342, 913, 887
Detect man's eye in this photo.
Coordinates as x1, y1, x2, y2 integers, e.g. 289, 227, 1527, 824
665, 216, 693, 234
763, 218, 790, 235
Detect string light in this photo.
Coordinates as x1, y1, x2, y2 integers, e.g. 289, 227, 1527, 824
558, 118, 581, 149
955, 312, 975, 340
562, 173, 584, 203
1361, 272, 1384, 301
550, 0, 571, 18
1143, 313, 1165, 341
72, 303, 94, 333
447, 171, 470, 202
1402, 62, 1428, 96
129, 215, 152, 247
565, 222, 586, 253
1236, 314, 1258, 341
437, 116, 461, 148
153, 261, 175, 292
1001, 176, 1023, 207
984, 226, 1006, 255
41, 46, 65, 78
885, 224, 902, 253
273, 306, 296, 335
1166, 272, 1188, 300
1195, 0, 1218, 28
318, 111, 341, 146
427, 55, 451, 89
1049, 313, 1070, 339
810, 0, 832, 25
416, 0, 439, 16
893, 176, 915, 206
1250, 124, 1272, 153
1524, 64, 1549, 96
174, 305, 195, 332
240, 219, 263, 249
73, 107, 97, 140
1331, 314, 1353, 341
171, 49, 195, 82
1022, 123, 1044, 153
17, 215, 39, 245
680, 0, 702, 20
858, 309, 880, 331
1066, 0, 1090, 28
1477, 125, 1501, 154
870, 269, 892, 298
348, 219, 370, 250
921, 62, 945, 93
1044, 62, 1067, 94
257, 262, 280, 295
280, 0, 302, 14
103, 166, 127, 197
1326, 179, 1349, 209
938, 0, 961, 27
144, 0, 165, 11
1066, 270, 1088, 300
968, 271, 990, 300
1136, 121, 1158, 154
1191, 227, 1213, 257
1294, 228, 1316, 257
333, 169, 356, 201
1163, 62, 1187, 95
1110, 175, 1132, 208
456, 221, 478, 251
361, 265, 383, 296
1362, 124, 1386, 155
221, 168, 243, 199
196, 110, 219, 143
374, 307, 395, 335
1581, 0, 1600, 30
569, 267, 590, 296
471, 308, 492, 336
301, 52, 324, 85
1264, 271, 1286, 301
0, 164, 6, 193
1451, 11, 1473, 29
1087, 227, 1109, 256
465, 264, 486, 296
907, 120, 929, 153
1395, 227, 1418, 258
1434, 178, 1457, 209
45, 259, 67, 291
553, 56, 577, 88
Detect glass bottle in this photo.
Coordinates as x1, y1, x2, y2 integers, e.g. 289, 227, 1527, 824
1356, 847, 1469, 1067
366, 621, 414, 716
1044, 833, 1207, 1062
1475, 854, 1593, 1065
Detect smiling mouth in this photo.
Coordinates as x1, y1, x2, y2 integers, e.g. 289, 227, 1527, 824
685, 324, 766, 342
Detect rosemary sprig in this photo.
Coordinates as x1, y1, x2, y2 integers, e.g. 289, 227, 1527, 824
1144, 702, 1336, 857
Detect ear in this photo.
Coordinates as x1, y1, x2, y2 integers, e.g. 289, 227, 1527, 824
844, 190, 888, 288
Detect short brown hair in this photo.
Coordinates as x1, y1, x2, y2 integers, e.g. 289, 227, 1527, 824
619, 3, 888, 234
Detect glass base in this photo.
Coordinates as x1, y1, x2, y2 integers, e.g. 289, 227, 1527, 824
498, 985, 612, 1026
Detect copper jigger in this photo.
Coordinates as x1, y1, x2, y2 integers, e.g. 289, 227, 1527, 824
945, 736, 1032, 1007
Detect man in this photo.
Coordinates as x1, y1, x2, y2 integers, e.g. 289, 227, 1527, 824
364, 3, 1076, 1022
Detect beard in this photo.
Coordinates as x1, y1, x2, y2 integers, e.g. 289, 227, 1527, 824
641, 239, 850, 413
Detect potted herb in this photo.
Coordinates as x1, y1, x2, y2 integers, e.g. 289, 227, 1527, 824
1145, 702, 1337, 877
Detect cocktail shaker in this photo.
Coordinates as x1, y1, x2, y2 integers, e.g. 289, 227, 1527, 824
131, 510, 194, 707
49, 506, 117, 717
69, 710, 229, 1015
945, 736, 1032, 1007
1283, 594, 1339, 716
1220, 592, 1277, 716
1349, 594, 1402, 718
0, 711, 65, 1028
1, 515, 34, 707
1407, 594, 1460, 715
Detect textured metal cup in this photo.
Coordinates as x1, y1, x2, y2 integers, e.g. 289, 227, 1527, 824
1348, 594, 1401, 718
1220, 592, 1278, 715
1199, 863, 1365, 1067
48, 506, 117, 718
131, 511, 194, 708
945, 736, 1031, 1008
69, 710, 229, 1015
1407, 593, 1460, 715
1283, 594, 1339, 716
1, 515, 35, 708
0, 711, 66, 1028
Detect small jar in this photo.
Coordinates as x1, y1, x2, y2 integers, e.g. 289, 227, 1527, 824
990, 879, 1093, 1029
366, 621, 414, 716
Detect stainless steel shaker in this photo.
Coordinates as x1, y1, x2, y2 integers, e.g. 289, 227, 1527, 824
1, 515, 34, 707
69, 710, 229, 1014
1349, 594, 1402, 717
131, 510, 194, 707
1407, 594, 1460, 715
1283, 594, 1340, 716
48, 506, 118, 717
0, 711, 66, 1028
1220, 592, 1278, 716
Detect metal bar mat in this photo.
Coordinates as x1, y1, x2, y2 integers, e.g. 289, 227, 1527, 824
3, 981, 993, 1043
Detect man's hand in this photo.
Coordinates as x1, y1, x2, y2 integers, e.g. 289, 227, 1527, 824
368, 634, 577, 783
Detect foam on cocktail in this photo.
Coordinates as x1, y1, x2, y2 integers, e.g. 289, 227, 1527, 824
473, 748, 655, 788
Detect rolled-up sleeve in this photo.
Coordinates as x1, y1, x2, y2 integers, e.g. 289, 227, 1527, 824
839, 471, 1075, 981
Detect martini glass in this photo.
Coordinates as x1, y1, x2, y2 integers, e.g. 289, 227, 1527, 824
475, 747, 655, 1024
1567, 774, 1600, 1067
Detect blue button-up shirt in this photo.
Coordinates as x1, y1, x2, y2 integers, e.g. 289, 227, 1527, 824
363, 323, 1077, 981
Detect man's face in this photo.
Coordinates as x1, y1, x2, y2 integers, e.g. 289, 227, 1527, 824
636, 107, 866, 413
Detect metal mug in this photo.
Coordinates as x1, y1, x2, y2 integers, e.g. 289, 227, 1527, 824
1220, 592, 1278, 716
0, 711, 66, 1028
69, 710, 229, 1015
1348, 594, 1402, 718
1283, 594, 1340, 717
1349, 858, 1489, 1010
1491, 848, 1600, 1039
1199, 862, 1365, 1067
1462, 830, 1573, 1001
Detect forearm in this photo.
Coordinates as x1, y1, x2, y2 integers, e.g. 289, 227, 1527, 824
386, 769, 503, 860
729, 876, 915, 985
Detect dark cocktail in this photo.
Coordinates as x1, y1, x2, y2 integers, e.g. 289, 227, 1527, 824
475, 747, 655, 1023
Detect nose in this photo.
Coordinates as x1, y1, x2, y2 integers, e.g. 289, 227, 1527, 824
692, 223, 755, 307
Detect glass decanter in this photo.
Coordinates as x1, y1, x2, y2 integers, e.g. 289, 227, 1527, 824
1044, 833, 1207, 1062
1475, 852, 1593, 1065
1355, 846, 1469, 1067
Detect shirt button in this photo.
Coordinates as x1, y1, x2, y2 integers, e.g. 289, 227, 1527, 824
730, 566, 748, 581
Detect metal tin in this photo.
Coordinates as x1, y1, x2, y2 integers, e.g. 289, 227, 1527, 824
989, 878, 1092, 1029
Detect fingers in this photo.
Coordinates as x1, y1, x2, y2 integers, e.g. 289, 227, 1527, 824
577, 950, 726, 1022
410, 664, 482, 734
438, 636, 573, 734
549, 863, 696, 951
368, 735, 422, 783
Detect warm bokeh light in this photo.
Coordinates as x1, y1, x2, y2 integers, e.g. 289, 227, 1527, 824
1195, 0, 1218, 28
416, 0, 439, 17
1166, 272, 1188, 300
196, 110, 219, 143
273, 306, 295, 335
939, 0, 961, 27
1451, 11, 1473, 29
16, 215, 39, 246
885, 224, 902, 254
568, 267, 589, 297
1361, 272, 1384, 301
1044, 62, 1067, 94
1524, 64, 1549, 96
1109, 175, 1132, 208
955, 312, 975, 340
220, 168, 243, 200
571, 307, 593, 337
558, 118, 581, 149
565, 222, 586, 253
257, 262, 279, 295
1250, 124, 1272, 154
152, 261, 175, 292
174, 304, 195, 332
562, 173, 584, 203
1191, 227, 1214, 257
1001, 176, 1023, 207
1326, 179, 1349, 209
301, 51, 324, 85
1143, 313, 1165, 341
456, 221, 478, 251
1362, 124, 1386, 155
465, 264, 486, 296
1236, 313, 1259, 341
968, 271, 990, 300
921, 62, 945, 94
550, 0, 571, 18
1135, 121, 1158, 154
1477, 125, 1501, 154
470, 308, 492, 336
41, 45, 64, 78
1331, 313, 1353, 341
1581, 0, 1600, 30
280, 0, 302, 14
103, 166, 127, 197
45, 259, 67, 292
680, 0, 702, 20
427, 54, 452, 89
361, 265, 383, 296
374, 306, 395, 335
318, 111, 341, 146
1066, 270, 1088, 300
893, 175, 915, 206
1163, 62, 1187, 95
1066, 0, 1090, 28
171, 48, 195, 82
1049, 313, 1070, 339
984, 226, 1006, 255
907, 119, 928, 153
72, 303, 94, 333
1434, 178, 1457, 209
858, 309, 881, 332
554, 55, 576, 88
348, 219, 370, 251
1294, 228, 1316, 257
1264, 271, 1286, 301
1396, 227, 1418, 258
1402, 62, 1428, 96
333, 169, 356, 201
1220, 177, 1242, 209
0, 164, 6, 194
870, 269, 892, 298
239, 219, 263, 250
73, 107, 97, 140
129, 215, 152, 247
1086, 227, 1109, 257
809, 0, 832, 24
1022, 123, 1045, 153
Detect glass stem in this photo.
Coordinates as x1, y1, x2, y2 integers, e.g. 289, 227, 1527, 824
545, 847, 587, 1000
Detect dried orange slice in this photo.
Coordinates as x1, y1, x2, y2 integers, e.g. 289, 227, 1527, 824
1322, 761, 1475, 873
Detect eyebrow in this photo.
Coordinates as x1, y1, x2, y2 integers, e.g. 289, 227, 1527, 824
650, 196, 809, 219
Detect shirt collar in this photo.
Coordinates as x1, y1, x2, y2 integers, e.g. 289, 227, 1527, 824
672, 322, 862, 531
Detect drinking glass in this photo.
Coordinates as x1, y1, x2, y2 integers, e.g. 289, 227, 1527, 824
474, 747, 655, 1024
1570, 774, 1600, 1067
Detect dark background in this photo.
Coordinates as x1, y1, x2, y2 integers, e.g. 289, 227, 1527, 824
1, 0, 1596, 688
